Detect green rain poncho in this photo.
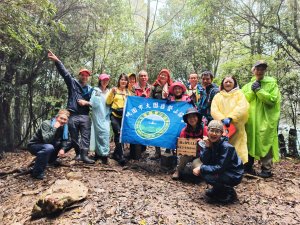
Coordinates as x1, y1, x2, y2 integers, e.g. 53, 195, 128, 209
242, 76, 281, 162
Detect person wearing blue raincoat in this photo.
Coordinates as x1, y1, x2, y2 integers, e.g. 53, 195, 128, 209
89, 74, 111, 164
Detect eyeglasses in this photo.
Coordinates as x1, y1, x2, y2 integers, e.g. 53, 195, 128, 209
208, 129, 223, 134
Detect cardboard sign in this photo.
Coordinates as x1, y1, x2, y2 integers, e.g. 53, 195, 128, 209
177, 138, 197, 157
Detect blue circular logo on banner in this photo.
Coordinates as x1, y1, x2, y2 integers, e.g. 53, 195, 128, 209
135, 110, 170, 139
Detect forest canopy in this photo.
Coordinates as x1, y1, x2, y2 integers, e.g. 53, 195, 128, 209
0, 0, 299, 152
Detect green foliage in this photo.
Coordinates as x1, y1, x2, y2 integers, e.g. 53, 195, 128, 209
1, 0, 300, 151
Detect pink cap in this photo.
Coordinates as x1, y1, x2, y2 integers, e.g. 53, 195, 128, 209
99, 74, 110, 80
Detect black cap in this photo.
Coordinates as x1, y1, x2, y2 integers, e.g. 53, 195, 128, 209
254, 60, 268, 68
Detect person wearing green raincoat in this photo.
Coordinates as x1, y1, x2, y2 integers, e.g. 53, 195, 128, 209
89, 74, 111, 164
242, 61, 281, 178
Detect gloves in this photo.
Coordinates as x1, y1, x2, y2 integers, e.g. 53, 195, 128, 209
251, 81, 261, 92
222, 118, 232, 127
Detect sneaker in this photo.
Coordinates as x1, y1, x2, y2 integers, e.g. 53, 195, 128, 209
257, 171, 273, 178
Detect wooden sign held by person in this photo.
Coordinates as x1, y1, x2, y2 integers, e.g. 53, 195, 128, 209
177, 138, 198, 157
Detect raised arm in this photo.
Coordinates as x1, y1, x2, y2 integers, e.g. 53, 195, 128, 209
48, 50, 73, 87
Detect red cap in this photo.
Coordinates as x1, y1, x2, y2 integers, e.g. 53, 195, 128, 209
79, 69, 92, 76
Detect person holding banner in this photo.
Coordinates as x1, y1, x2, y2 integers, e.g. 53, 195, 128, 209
106, 73, 131, 166
89, 74, 111, 164
193, 120, 244, 203
130, 70, 152, 159
172, 107, 206, 180
168, 81, 190, 102
150, 69, 173, 159
211, 76, 249, 164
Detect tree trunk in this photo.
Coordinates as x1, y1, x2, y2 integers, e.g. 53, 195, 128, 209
288, 128, 299, 157
0, 63, 16, 152
14, 70, 22, 145
143, 0, 151, 70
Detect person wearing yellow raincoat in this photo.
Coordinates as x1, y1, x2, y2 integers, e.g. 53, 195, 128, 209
211, 76, 249, 164
242, 61, 281, 178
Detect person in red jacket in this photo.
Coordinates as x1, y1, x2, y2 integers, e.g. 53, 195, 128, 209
132, 70, 152, 97
130, 70, 152, 158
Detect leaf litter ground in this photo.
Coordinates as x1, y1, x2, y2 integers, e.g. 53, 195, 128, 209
0, 147, 300, 225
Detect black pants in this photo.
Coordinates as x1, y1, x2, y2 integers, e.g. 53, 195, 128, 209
110, 114, 123, 157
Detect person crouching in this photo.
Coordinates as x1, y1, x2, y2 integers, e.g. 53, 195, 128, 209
193, 120, 243, 203
172, 107, 206, 180
27, 109, 70, 180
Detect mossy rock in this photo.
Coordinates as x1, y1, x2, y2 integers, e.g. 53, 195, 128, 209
32, 179, 88, 218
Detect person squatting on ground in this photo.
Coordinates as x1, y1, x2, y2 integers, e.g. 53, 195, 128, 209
27, 109, 70, 179
242, 61, 281, 178
198, 71, 219, 124
193, 120, 244, 204
211, 76, 249, 164
48, 50, 95, 164
89, 74, 111, 164
130, 70, 152, 159
106, 73, 131, 166
150, 69, 173, 159
172, 107, 207, 180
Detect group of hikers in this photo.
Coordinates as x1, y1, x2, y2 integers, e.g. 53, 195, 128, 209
27, 50, 281, 204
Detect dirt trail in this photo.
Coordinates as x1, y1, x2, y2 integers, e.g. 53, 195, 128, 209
0, 150, 300, 225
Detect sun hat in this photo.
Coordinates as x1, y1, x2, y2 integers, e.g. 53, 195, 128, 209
183, 107, 202, 123
169, 81, 187, 95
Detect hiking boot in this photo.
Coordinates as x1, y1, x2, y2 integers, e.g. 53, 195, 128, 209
118, 157, 127, 167
217, 187, 237, 204
31, 172, 45, 180
48, 159, 62, 167
244, 167, 257, 176
205, 187, 218, 198
74, 154, 81, 161
94, 153, 101, 161
257, 171, 273, 178
80, 149, 95, 164
150, 147, 161, 160
172, 170, 180, 180
101, 156, 108, 165
165, 149, 171, 154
